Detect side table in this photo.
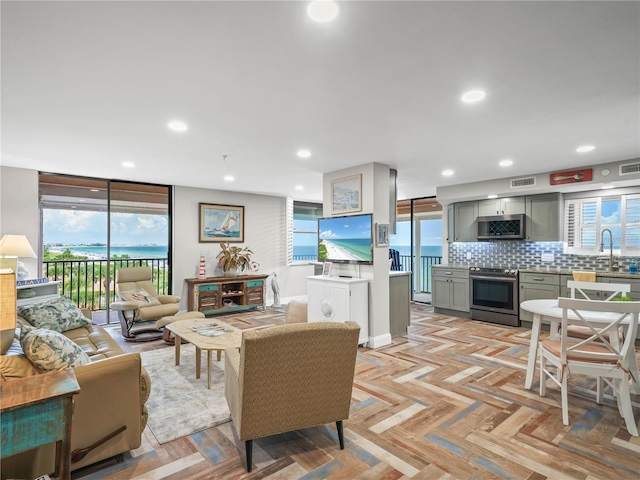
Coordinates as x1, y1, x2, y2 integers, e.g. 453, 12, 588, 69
1, 369, 81, 480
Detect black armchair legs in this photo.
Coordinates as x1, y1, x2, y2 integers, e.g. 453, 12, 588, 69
243, 422, 345, 472
245, 440, 253, 472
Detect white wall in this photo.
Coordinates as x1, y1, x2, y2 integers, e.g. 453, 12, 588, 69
0, 167, 39, 278
436, 158, 640, 205
163, 185, 316, 310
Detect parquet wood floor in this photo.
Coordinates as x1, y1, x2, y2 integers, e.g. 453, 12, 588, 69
74, 304, 640, 479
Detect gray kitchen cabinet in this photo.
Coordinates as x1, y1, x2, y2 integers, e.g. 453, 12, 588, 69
478, 197, 525, 216
519, 272, 560, 322
559, 274, 635, 300
432, 267, 470, 313
525, 193, 562, 241
453, 201, 478, 242
446, 204, 455, 243
389, 272, 411, 337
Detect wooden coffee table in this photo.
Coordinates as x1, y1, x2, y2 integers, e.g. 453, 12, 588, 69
166, 318, 242, 389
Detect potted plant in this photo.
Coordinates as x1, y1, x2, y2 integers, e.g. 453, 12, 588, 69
216, 242, 253, 276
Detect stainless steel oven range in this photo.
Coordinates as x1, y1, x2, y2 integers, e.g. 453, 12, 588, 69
469, 267, 519, 326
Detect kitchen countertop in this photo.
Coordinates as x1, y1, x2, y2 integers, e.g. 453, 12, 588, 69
432, 264, 639, 279
518, 268, 639, 279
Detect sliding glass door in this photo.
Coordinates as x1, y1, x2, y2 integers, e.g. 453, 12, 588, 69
39, 174, 171, 324
390, 197, 443, 303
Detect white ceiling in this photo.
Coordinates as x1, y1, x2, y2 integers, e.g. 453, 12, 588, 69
2, 1, 639, 203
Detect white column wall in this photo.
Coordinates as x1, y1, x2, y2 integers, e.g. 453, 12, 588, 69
322, 162, 392, 348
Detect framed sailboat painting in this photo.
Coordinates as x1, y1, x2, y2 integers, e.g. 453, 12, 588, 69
199, 203, 245, 243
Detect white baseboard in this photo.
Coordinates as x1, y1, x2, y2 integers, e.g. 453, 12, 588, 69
367, 333, 392, 349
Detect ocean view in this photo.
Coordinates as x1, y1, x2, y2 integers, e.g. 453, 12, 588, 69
293, 245, 442, 258
47, 245, 168, 259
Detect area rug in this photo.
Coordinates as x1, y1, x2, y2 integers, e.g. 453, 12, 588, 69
140, 344, 231, 444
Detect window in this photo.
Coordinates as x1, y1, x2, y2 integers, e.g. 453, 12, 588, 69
564, 193, 640, 256
286, 199, 323, 264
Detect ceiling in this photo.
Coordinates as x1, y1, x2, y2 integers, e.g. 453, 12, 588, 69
2, 1, 639, 203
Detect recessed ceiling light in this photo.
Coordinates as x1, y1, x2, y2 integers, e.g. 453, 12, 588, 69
297, 149, 311, 159
499, 159, 513, 167
442, 169, 454, 176
168, 120, 188, 132
487, 194, 498, 199
224, 175, 234, 182
461, 90, 486, 103
295, 185, 304, 191
90, 189, 99, 192
576, 145, 595, 153
121, 161, 135, 168
307, 0, 339, 22
601, 184, 615, 190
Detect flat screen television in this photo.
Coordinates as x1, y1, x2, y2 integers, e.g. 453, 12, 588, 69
317, 213, 373, 265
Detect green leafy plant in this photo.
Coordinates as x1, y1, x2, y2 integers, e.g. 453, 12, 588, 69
216, 242, 253, 273
611, 295, 633, 302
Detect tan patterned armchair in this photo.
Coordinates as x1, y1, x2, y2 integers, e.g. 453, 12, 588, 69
224, 321, 360, 472
111, 266, 180, 341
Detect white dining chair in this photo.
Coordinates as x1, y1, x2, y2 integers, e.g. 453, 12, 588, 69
539, 297, 640, 436
565, 281, 631, 341
567, 280, 631, 301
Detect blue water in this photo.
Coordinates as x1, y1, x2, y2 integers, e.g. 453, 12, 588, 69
390, 245, 443, 257
48, 245, 168, 259
331, 238, 373, 262
294, 244, 442, 258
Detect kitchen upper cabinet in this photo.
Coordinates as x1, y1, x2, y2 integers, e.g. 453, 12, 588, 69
525, 193, 562, 241
452, 201, 478, 242
446, 204, 455, 243
478, 197, 525, 216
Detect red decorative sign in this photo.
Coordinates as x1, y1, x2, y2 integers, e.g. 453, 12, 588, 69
549, 168, 593, 185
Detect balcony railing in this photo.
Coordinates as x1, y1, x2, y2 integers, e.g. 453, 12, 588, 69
42, 258, 170, 311
292, 254, 442, 293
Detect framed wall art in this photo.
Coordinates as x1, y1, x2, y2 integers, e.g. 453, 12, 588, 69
322, 261, 332, 277
331, 174, 362, 214
199, 203, 244, 243
376, 223, 390, 247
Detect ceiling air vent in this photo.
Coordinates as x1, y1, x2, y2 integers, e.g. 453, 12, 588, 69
619, 162, 640, 175
510, 176, 536, 188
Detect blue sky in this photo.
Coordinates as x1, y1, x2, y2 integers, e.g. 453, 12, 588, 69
318, 216, 371, 240
43, 210, 169, 245
391, 219, 442, 246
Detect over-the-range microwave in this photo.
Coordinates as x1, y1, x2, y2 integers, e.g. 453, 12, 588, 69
477, 214, 525, 240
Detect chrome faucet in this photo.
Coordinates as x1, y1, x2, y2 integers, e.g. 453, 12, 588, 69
600, 228, 617, 272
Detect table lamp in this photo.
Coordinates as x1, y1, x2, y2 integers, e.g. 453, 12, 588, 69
0, 234, 37, 281
0, 269, 17, 354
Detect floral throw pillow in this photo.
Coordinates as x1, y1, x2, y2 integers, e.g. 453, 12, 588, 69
17, 296, 91, 332
20, 324, 91, 372
119, 289, 161, 307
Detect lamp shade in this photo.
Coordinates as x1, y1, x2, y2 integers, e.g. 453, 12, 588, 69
0, 235, 37, 258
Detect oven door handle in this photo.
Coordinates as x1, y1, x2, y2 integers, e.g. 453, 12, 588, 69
470, 275, 517, 282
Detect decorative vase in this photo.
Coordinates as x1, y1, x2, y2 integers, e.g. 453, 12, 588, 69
199, 252, 206, 279
224, 268, 238, 278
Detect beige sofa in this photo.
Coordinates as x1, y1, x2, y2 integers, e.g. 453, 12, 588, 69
225, 321, 360, 472
0, 309, 150, 480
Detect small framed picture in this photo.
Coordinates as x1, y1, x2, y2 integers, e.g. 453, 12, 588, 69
322, 261, 333, 277
331, 174, 362, 214
376, 223, 389, 247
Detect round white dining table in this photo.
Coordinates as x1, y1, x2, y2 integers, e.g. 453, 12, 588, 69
520, 298, 640, 393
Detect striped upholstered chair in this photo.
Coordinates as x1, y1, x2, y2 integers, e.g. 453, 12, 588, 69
224, 321, 360, 472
